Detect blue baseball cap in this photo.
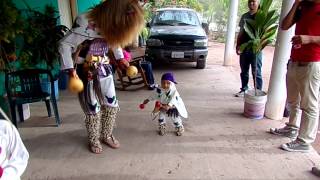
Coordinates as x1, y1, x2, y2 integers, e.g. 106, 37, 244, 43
161, 72, 177, 84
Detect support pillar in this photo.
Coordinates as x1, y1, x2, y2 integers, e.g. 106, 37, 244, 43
265, 1, 295, 120
223, 0, 239, 66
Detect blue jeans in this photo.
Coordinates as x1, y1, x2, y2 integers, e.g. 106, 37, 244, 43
140, 61, 155, 85
239, 51, 262, 91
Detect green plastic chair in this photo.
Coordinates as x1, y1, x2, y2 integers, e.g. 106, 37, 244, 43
5, 69, 61, 127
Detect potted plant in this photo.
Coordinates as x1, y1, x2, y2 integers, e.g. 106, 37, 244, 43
21, 5, 67, 68
0, 2, 68, 118
0, 0, 26, 117
239, 0, 279, 119
20, 4, 69, 99
0, 0, 26, 71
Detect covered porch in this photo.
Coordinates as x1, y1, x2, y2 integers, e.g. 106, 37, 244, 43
19, 42, 320, 179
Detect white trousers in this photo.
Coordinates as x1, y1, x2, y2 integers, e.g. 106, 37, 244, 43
287, 61, 320, 144
158, 111, 183, 127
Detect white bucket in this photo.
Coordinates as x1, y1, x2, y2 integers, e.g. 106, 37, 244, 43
244, 90, 267, 119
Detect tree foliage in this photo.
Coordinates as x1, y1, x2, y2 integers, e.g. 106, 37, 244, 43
0, 0, 25, 71
199, 0, 282, 41
145, 0, 203, 21
0, 1, 68, 72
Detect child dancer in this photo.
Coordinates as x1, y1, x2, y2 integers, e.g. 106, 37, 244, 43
141, 72, 188, 136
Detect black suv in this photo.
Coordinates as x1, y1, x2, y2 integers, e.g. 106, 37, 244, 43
145, 7, 208, 69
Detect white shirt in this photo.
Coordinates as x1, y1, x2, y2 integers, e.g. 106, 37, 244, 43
0, 120, 29, 180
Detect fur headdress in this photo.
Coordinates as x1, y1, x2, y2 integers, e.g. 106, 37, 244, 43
87, 0, 145, 48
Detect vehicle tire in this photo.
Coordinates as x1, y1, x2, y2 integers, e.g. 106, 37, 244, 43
196, 59, 206, 69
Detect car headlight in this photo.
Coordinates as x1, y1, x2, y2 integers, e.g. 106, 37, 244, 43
194, 39, 208, 47
146, 39, 162, 46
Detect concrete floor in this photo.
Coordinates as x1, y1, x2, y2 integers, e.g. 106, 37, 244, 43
19, 42, 320, 180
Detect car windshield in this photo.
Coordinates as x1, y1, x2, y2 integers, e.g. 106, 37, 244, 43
152, 10, 200, 26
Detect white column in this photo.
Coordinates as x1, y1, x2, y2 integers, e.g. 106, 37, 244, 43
223, 0, 239, 66
265, 1, 295, 120
58, 0, 73, 28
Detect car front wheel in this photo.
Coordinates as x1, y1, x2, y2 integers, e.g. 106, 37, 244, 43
196, 59, 206, 69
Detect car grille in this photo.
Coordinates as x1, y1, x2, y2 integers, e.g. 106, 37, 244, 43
163, 40, 193, 46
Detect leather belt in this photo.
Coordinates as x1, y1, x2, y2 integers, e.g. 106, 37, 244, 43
291, 61, 311, 67
297, 62, 310, 66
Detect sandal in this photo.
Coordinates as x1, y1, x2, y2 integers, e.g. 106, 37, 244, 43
159, 124, 166, 136
175, 126, 184, 136
102, 135, 120, 149
89, 141, 103, 154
